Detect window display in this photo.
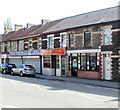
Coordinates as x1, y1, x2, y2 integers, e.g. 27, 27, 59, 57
43, 56, 51, 68
69, 53, 99, 71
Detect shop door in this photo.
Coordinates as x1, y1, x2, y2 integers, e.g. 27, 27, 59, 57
104, 55, 111, 80
61, 57, 66, 76
71, 56, 78, 77
52, 55, 56, 75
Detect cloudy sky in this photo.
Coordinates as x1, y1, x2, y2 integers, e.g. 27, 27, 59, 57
0, 0, 119, 34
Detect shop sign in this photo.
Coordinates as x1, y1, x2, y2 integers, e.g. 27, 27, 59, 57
0, 54, 9, 58
40, 48, 66, 55
10, 49, 40, 56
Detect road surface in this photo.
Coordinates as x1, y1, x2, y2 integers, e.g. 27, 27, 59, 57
0, 74, 119, 108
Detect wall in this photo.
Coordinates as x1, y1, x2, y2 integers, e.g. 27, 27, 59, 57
78, 71, 100, 79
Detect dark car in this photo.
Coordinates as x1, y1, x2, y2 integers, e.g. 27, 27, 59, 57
0, 63, 12, 74
8, 63, 17, 75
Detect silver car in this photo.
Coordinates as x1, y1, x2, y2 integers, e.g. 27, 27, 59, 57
12, 64, 36, 77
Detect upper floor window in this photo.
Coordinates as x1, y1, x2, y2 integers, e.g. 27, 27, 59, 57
10, 41, 17, 52
1, 43, 4, 52
29, 40, 32, 49
69, 33, 74, 47
32, 38, 38, 49
33, 42, 38, 49
84, 31, 91, 47
19, 40, 24, 51
24, 41, 29, 50
103, 28, 111, 45
54, 37, 60, 48
38, 38, 42, 49
61, 33, 67, 48
42, 39, 47, 49
48, 36, 53, 49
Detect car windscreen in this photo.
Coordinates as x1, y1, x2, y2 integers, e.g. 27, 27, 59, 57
25, 65, 34, 69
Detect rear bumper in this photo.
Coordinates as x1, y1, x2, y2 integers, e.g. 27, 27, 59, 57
23, 71, 36, 75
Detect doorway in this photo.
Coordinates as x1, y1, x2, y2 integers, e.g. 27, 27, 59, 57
71, 55, 78, 77
61, 55, 66, 76
103, 54, 111, 80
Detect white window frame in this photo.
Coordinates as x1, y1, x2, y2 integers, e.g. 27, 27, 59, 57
102, 27, 112, 45
47, 34, 54, 49
60, 32, 67, 48
19, 40, 24, 51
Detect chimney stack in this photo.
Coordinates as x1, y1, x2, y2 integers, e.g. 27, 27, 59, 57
41, 19, 51, 25
26, 23, 35, 28
14, 24, 23, 31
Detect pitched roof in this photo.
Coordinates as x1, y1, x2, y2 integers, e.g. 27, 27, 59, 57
44, 6, 119, 33
2, 19, 63, 41
29, 19, 63, 36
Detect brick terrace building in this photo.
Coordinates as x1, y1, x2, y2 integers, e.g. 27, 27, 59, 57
1, 6, 120, 81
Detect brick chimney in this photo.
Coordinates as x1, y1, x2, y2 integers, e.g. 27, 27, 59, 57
14, 24, 23, 31
26, 23, 35, 28
41, 19, 51, 25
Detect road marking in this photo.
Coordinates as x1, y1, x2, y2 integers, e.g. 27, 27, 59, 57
1, 104, 20, 108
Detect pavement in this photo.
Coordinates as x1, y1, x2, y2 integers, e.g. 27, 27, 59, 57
35, 74, 120, 89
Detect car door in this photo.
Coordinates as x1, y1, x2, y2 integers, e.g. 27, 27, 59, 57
17, 65, 24, 74
14, 65, 22, 74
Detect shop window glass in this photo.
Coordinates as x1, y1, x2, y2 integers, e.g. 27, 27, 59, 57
87, 54, 90, 70
56, 56, 59, 69
78, 53, 81, 70
43, 56, 50, 68
81, 53, 86, 70
69, 55, 72, 70
90, 53, 97, 71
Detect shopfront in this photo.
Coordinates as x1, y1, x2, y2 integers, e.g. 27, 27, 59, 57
67, 49, 101, 79
40, 48, 66, 76
0, 54, 9, 64
10, 49, 41, 73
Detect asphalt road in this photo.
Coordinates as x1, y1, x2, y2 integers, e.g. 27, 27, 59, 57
0, 73, 119, 108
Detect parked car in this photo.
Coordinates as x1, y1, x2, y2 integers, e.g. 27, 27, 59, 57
0, 63, 12, 74
8, 63, 17, 75
12, 64, 36, 77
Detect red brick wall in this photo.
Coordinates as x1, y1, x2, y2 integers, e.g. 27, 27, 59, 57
78, 71, 101, 79
67, 70, 71, 77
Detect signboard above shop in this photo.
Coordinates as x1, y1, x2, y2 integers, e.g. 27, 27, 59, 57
40, 48, 66, 55
10, 49, 40, 56
0, 54, 9, 58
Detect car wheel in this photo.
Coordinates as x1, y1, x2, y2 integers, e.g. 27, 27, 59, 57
11, 71, 14, 75
2, 70, 6, 74
20, 71, 23, 77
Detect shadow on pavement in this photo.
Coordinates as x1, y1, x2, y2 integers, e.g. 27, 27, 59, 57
0, 73, 119, 101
